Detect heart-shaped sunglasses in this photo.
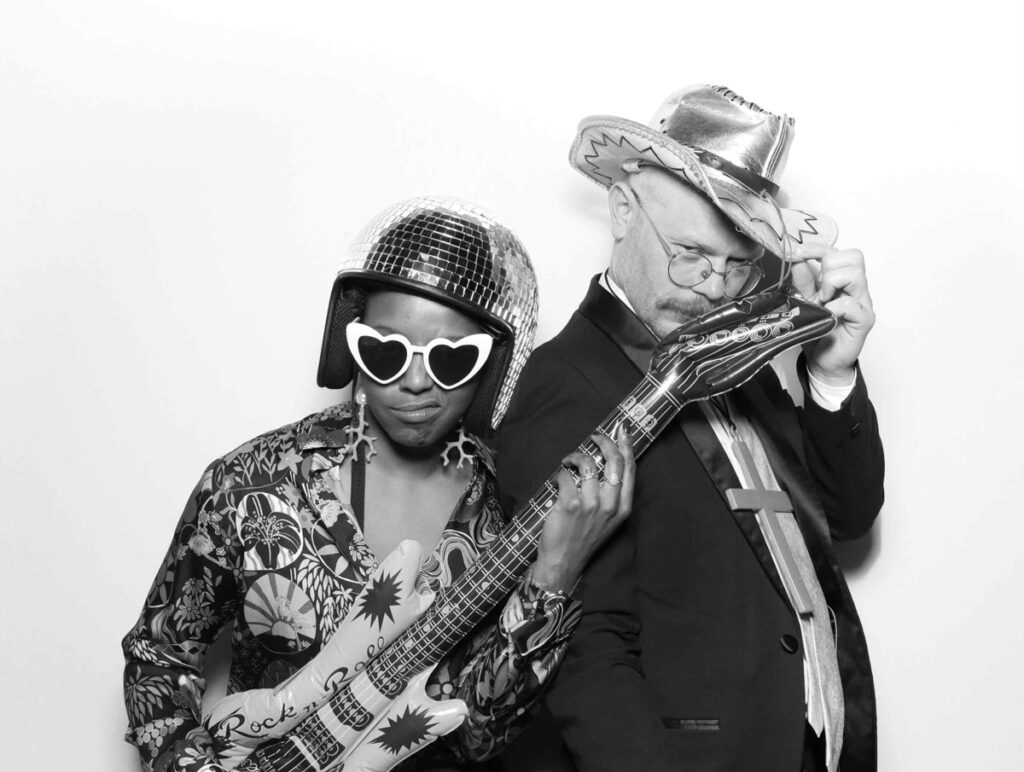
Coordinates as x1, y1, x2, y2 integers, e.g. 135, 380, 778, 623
346, 322, 494, 390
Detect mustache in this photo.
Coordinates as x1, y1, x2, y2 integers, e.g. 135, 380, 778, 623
656, 296, 725, 320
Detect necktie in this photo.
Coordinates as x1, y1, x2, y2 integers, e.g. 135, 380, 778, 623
717, 403, 845, 772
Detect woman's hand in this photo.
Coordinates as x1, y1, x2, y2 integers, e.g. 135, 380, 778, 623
531, 426, 636, 593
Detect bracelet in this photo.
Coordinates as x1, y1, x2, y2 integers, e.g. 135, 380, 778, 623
522, 566, 572, 614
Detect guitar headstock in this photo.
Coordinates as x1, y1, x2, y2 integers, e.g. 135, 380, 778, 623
650, 289, 837, 402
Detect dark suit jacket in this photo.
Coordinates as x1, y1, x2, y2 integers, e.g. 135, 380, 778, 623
495, 277, 884, 772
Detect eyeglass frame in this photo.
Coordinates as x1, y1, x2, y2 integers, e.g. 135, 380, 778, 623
345, 321, 495, 390
629, 186, 765, 299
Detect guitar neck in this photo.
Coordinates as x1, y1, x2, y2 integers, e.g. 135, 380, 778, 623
359, 369, 693, 698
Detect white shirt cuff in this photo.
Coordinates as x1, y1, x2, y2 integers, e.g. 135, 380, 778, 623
806, 367, 856, 412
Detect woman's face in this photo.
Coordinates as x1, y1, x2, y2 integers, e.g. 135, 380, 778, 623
355, 290, 488, 452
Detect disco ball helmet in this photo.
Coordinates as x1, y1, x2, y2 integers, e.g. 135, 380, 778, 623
317, 196, 539, 436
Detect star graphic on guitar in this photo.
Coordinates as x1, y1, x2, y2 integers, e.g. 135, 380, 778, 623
371, 705, 437, 755
355, 570, 402, 630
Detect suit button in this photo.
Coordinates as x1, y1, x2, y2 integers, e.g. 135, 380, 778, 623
780, 634, 799, 654
849, 422, 862, 437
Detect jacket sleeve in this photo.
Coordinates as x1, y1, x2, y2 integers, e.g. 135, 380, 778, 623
493, 351, 680, 772
794, 356, 886, 540
122, 464, 242, 772
427, 573, 583, 762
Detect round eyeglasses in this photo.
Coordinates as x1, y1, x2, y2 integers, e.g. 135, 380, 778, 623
631, 188, 764, 299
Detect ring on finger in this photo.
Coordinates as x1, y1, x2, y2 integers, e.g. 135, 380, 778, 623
602, 474, 622, 487
581, 469, 599, 481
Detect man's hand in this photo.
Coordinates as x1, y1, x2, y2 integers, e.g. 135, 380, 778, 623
530, 427, 636, 593
788, 242, 876, 385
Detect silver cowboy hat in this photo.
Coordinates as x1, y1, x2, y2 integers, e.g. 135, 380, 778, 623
569, 84, 838, 259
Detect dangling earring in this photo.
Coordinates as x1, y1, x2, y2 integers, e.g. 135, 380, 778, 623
344, 388, 378, 463
441, 425, 476, 469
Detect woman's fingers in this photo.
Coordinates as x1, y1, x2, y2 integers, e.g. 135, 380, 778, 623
561, 426, 636, 526
616, 424, 636, 520
589, 433, 622, 511
592, 433, 624, 485
588, 429, 635, 524
555, 466, 579, 512
539, 428, 637, 592
561, 450, 601, 511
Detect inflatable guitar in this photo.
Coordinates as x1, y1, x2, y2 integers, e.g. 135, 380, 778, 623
205, 288, 837, 772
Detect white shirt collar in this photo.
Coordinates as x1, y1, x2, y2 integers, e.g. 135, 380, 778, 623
598, 269, 637, 313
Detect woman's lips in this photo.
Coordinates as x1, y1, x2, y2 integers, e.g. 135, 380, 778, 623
389, 402, 442, 422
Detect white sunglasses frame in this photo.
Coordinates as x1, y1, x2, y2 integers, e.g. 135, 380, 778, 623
345, 321, 494, 390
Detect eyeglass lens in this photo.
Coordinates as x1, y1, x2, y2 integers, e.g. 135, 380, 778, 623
427, 345, 483, 386
667, 254, 763, 297
356, 335, 486, 388
357, 337, 407, 382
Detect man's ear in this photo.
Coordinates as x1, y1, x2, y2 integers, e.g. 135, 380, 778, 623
608, 181, 634, 241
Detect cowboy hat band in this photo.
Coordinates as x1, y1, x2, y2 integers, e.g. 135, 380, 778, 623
569, 85, 838, 259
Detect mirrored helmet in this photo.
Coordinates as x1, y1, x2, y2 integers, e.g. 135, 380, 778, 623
317, 196, 539, 436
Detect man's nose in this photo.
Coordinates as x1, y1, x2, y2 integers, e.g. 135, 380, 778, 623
693, 267, 727, 301
399, 352, 433, 393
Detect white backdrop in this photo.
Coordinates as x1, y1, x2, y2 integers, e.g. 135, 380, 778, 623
2, 2, 1022, 768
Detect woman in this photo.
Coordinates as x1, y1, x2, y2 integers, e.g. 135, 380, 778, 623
122, 197, 634, 772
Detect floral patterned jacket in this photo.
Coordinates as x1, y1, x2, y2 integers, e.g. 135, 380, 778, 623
122, 402, 580, 772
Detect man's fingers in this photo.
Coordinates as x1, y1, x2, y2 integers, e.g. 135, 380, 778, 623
818, 266, 871, 306
822, 294, 876, 332
787, 258, 819, 301
788, 245, 870, 307
818, 247, 872, 308
791, 241, 833, 261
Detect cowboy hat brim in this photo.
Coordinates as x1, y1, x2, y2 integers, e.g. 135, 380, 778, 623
569, 115, 838, 259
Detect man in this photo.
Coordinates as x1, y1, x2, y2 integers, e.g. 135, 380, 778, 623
495, 86, 884, 772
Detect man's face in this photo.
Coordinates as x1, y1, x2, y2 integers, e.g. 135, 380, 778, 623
609, 169, 764, 338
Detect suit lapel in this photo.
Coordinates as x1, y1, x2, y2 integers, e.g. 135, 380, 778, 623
674, 401, 790, 604
578, 276, 791, 607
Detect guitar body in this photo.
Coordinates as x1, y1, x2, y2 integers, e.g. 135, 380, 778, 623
206, 541, 465, 770
298, 667, 467, 772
